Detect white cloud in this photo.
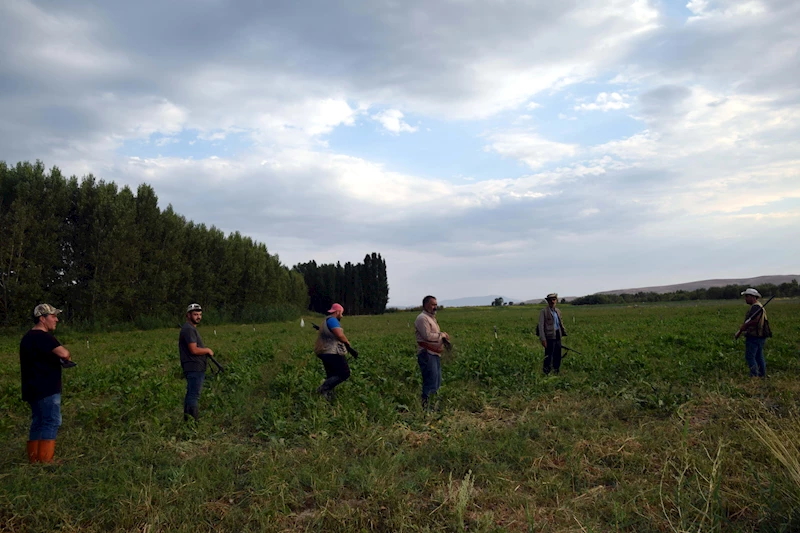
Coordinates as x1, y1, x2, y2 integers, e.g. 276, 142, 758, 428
485, 132, 578, 169
370, 109, 418, 134
575, 92, 630, 111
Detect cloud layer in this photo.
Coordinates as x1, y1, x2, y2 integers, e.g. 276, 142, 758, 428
1, 0, 798, 305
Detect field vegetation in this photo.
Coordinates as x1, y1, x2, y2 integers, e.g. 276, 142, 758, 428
2, 299, 799, 532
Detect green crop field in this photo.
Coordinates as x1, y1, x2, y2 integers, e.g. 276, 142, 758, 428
2, 300, 799, 532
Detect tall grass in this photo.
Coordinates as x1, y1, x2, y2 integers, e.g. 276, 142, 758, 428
0, 300, 799, 531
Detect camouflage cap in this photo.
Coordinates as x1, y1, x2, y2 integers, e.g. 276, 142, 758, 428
33, 304, 62, 317
186, 303, 203, 313
546, 293, 558, 300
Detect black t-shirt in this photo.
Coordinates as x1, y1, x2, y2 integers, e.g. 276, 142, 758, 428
179, 322, 207, 372
20, 329, 63, 402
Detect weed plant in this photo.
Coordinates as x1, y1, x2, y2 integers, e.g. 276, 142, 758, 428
1, 300, 799, 531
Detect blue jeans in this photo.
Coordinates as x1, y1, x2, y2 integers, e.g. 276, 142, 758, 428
184, 371, 206, 410
745, 337, 766, 377
29, 393, 61, 440
418, 350, 442, 399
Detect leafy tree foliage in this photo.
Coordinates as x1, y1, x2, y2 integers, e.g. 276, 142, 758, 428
571, 280, 800, 305
294, 252, 389, 315
491, 297, 504, 307
0, 161, 309, 327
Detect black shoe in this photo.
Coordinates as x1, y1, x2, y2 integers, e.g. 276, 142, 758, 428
318, 386, 334, 403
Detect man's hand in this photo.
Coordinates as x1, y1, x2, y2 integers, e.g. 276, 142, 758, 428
207, 348, 215, 357
541, 339, 547, 348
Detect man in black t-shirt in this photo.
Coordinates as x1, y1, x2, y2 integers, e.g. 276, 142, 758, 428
178, 303, 214, 421
20, 304, 73, 463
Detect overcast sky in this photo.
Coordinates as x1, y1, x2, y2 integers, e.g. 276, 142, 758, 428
1, 0, 798, 306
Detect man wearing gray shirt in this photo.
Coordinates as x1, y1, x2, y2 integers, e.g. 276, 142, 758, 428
179, 303, 214, 421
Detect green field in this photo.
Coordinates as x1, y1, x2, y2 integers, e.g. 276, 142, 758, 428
2, 300, 800, 532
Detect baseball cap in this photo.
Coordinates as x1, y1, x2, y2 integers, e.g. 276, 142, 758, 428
33, 304, 62, 317
186, 303, 203, 313
741, 288, 761, 297
327, 303, 344, 313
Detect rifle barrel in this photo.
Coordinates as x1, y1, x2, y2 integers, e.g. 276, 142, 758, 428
208, 355, 225, 373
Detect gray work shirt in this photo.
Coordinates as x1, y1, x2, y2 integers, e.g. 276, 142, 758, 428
179, 322, 207, 372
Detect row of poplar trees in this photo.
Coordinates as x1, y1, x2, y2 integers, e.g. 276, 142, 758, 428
0, 161, 309, 327
294, 254, 389, 315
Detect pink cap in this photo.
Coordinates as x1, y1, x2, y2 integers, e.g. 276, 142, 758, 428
327, 303, 344, 314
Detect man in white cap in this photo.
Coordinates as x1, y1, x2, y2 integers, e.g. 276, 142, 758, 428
313, 303, 357, 401
178, 303, 215, 421
538, 293, 567, 375
735, 288, 770, 377
20, 304, 73, 463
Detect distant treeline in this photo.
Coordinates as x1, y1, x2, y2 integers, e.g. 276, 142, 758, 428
0, 161, 308, 328
571, 280, 800, 305
294, 254, 389, 315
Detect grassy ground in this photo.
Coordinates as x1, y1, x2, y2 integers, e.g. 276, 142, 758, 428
1, 300, 799, 532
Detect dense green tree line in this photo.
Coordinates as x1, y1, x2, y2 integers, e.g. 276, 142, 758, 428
571, 280, 800, 305
0, 161, 308, 327
294, 253, 389, 315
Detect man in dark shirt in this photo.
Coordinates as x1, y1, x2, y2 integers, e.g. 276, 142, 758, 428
538, 293, 567, 375
179, 303, 214, 421
735, 288, 769, 377
20, 303, 73, 463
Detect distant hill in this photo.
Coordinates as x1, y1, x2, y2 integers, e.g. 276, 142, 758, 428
596, 275, 799, 296
439, 295, 522, 307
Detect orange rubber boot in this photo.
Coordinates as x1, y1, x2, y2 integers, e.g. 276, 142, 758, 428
27, 441, 39, 463
38, 440, 56, 464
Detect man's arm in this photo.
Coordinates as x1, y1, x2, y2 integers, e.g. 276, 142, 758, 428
538, 310, 547, 347
735, 305, 763, 339
331, 327, 350, 345
53, 346, 71, 360
188, 342, 214, 357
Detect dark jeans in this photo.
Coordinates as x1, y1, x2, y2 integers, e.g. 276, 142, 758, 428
543, 336, 562, 375
418, 350, 442, 399
317, 353, 351, 392
184, 370, 206, 410
745, 337, 766, 377
29, 393, 61, 440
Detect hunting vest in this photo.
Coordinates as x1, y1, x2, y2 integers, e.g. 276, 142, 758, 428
314, 317, 346, 355
744, 302, 769, 338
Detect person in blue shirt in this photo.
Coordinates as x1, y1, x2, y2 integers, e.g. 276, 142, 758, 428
313, 303, 357, 401
537, 293, 567, 375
